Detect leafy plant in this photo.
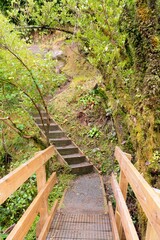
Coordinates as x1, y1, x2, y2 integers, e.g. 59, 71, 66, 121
88, 127, 100, 138
101, 155, 116, 174
0, 175, 37, 231
148, 151, 160, 173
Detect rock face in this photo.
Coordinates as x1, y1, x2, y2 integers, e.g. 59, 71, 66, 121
29, 41, 67, 73
51, 49, 64, 60
49, 49, 66, 73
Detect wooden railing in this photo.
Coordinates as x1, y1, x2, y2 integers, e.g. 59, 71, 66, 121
109, 146, 160, 240
0, 146, 58, 240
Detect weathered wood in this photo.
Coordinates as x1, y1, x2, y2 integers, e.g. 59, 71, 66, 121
6, 172, 57, 240
111, 174, 139, 240
115, 153, 131, 239
36, 165, 48, 237
0, 146, 55, 204
145, 188, 160, 240
145, 221, 159, 240
108, 201, 120, 240
154, 188, 160, 196
119, 153, 131, 199
38, 200, 59, 240
114, 146, 160, 237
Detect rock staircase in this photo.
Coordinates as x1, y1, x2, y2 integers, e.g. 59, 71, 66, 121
34, 113, 94, 175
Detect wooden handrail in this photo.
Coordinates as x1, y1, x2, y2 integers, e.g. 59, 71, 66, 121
108, 202, 120, 240
0, 146, 55, 204
0, 146, 58, 240
110, 146, 160, 240
145, 188, 160, 240
111, 174, 139, 240
115, 153, 131, 238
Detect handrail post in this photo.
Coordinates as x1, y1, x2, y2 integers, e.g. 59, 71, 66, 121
145, 189, 160, 240
36, 164, 49, 237
145, 222, 159, 240
115, 152, 132, 239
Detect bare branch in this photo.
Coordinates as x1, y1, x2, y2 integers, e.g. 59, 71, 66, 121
0, 117, 9, 120
15, 25, 74, 34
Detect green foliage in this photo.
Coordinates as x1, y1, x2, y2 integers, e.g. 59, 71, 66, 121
148, 150, 160, 172
101, 159, 113, 174
79, 94, 99, 107
0, 13, 66, 159
0, 0, 12, 13
48, 173, 74, 208
88, 127, 100, 138
0, 13, 66, 110
0, 0, 159, 238
79, 87, 107, 109
7, 0, 70, 26
0, 175, 37, 230
25, 216, 39, 240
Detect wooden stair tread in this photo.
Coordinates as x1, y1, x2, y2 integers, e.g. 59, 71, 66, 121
34, 114, 94, 175
50, 137, 70, 141
56, 144, 76, 150
70, 161, 93, 168
63, 153, 84, 158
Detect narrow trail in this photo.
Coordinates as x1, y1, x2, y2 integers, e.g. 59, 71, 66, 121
47, 174, 112, 240
31, 37, 113, 239
34, 113, 113, 239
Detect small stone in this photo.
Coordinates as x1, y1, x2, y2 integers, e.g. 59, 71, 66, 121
92, 148, 100, 153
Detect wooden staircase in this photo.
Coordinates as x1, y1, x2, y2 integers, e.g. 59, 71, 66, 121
1, 145, 160, 239
34, 113, 94, 175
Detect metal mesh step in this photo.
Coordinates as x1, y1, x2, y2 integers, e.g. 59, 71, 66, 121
47, 212, 113, 240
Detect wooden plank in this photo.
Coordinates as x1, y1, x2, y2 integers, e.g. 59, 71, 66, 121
114, 146, 160, 236
115, 153, 131, 238
0, 146, 55, 204
145, 221, 159, 240
38, 200, 59, 240
36, 165, 49, 237
111, 174, 139, 240
119, 152, 132, 199
145, 188, 160, 240
154, 188, 160, 196
6, 172, 57, 240
108, 201, 120, 240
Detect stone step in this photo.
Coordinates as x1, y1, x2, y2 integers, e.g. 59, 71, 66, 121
50, 138, 72, 147
63, 154, 86, 164
38, 123, 60, 131
57, 145, 79, 155
70, 162, 94, 175
49, 131, 65, 138
33, 112, 49, 118
34, 116, 55, 124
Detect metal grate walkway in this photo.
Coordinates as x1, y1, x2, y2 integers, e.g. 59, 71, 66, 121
47, 212, 113, 240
